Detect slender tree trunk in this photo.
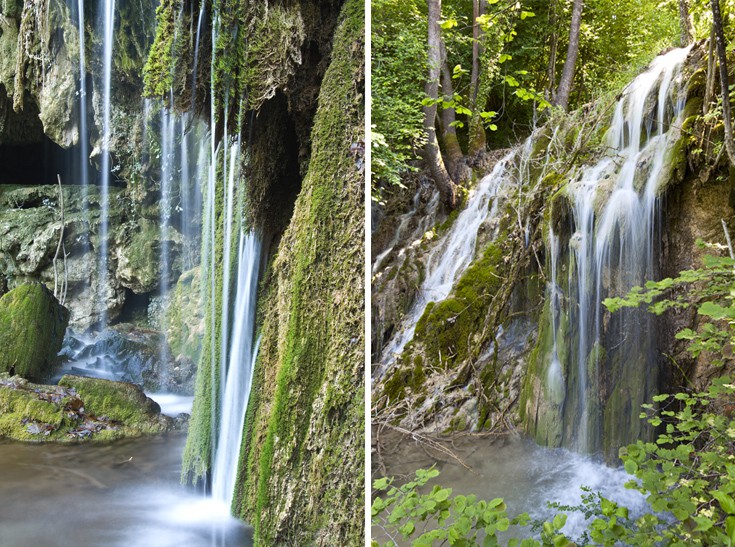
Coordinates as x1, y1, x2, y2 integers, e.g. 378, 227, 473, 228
546, 0, 559, 103
425, 0, 457, 207
712, 0, 735, 167
705, 24, 716, 115
554, 0, 584, 111
439, 46, 466, 181
468, 0, 487, 155
679, 0, 693, 46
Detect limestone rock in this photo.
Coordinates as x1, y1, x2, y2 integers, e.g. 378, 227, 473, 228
37, 0, 80, 147
114, 219, 183, 294
164, 266, 204, 367
0, 283, 69, 379
0, 184, 128, 329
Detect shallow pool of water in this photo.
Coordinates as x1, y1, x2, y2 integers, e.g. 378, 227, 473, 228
0, 432, 252, 547
376, 432, 647, 541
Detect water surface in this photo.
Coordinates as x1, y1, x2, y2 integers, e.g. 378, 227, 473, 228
376, 433, 646, 541
0, 432, 252, 547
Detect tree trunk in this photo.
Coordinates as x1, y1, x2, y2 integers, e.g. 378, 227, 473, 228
425, 0, 458, 207
545, 0, 559, 102
705, 24, 716, 115
712, 0, 735, 167
554, 0, 584, 111
468, 0, 487, 156
439, 48, 467, 181
679, 0, 693, 46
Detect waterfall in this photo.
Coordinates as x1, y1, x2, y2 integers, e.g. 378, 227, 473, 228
98, 0, 115, 327
211, 232, 262, 508
545, 46, 692, 454
76, 0, 89, 196
377, 143, 542, 379
547, 228, 564, 405
192, 1, 206, 100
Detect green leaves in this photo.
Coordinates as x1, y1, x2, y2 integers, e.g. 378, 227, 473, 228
440, 18, 458, 30
713, 491, 735, 515
371, 467, 573, 547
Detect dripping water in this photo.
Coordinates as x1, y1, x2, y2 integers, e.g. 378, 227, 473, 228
98, 0, 115, 327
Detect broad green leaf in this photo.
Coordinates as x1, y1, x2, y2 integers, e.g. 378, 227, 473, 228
714, 490, 735, 514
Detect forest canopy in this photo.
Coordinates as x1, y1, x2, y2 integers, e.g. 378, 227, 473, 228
371, 0, 702, 202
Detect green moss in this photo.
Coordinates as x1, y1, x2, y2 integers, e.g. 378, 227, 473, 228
181, 144, 230, 485
0, 374, 170, 442
235, 1, 365, 544
436, 208, 460, 236
0, 283, 69, 380
58, 375, 166, 433
413, 243, 504, 367
165, 267, 204, 364
142, 0, 179, 98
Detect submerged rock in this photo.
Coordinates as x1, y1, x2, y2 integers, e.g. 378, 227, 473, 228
59, 324, 195, 394
0, 373, 172, 442
0, 283, 69, 380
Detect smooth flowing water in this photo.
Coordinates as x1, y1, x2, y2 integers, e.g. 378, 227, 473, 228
0, 432, 252, 547
560, 46, 692, 452
76, 0, 90, 195
212, 232, 262, 508
97, 0, 115, 326
377, 155, 512, 378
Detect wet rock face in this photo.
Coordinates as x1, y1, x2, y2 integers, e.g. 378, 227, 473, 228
60, 324, 196, 395
0, 184, 188, 330
0, 282, 69, 380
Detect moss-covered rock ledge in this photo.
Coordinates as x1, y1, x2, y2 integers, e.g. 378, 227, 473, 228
0, 374, 172, 442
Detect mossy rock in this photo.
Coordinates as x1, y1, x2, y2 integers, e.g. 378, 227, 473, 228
0, 374, 171, 441
413, 243, 504, 367
0, 283, 69, 380
165, 266, 204, 366
58, 375, 170, 434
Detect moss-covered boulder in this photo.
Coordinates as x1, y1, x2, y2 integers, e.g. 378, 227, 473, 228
0, 283, 69, 379
0, 373, 172, 441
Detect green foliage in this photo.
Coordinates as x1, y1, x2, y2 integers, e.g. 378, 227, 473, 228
371, 0, 427, 198
371, 468, 573, 547
604, 251, 735, 366
585, 377, 735, 546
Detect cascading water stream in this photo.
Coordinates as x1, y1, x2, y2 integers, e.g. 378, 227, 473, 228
211, 232, 262, 509
98, 0, 115, 327
556, 46, 692, 453
376, 158, 510, 378
547, 228, 564, 404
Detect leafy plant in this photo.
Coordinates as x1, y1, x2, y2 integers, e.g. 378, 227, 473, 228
371, 468, 573, 547
604, 249, 735, 367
